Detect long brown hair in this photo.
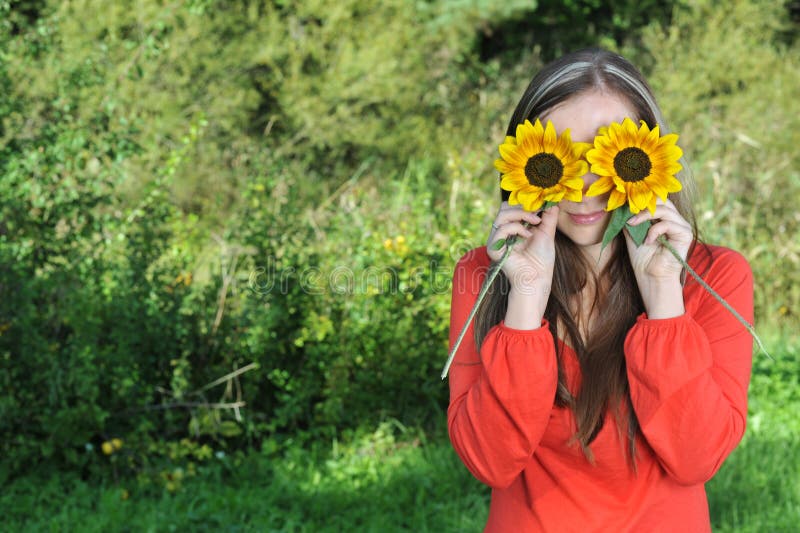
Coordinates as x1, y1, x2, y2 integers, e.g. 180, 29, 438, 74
474, 48, 698, 463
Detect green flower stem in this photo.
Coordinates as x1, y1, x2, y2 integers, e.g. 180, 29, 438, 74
657, 235, 770, 358
440, 240, 515, 380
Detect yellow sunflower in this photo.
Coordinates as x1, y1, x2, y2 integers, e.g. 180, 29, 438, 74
585, 118, 683, 215
494, 119, 590, 212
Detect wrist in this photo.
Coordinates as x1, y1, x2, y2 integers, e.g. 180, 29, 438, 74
505, 284, 550, 330
640, 279, 685, 319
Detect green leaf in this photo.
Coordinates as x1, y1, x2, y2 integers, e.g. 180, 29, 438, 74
218, 420, 243, 437
600, 205, 630, 252
626, 218, 651, 246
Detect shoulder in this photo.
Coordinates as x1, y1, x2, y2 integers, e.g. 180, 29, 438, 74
454, 246, 491, 271
685, 242, 753, 311
687, 242, 752, 284
452, 246, 492, 296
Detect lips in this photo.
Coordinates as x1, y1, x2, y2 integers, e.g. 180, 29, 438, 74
567, 211, 606, 225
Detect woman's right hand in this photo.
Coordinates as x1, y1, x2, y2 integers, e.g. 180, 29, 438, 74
487, 202, 559, 328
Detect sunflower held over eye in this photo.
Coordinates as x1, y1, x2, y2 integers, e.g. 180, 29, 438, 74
494, 119, 590, 212
585, 118, 683, 215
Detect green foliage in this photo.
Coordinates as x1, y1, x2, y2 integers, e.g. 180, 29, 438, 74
221, 157, 456, 440
3, 331, 799, 533
0, 13, 245, 477
1, 421, 491, 532
641, 0, 800, 330
0, 0, 798, 492
474, 0, 678, 64
706, 336, 800, 531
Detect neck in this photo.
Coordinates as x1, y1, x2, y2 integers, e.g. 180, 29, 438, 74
579, 239, 616, 275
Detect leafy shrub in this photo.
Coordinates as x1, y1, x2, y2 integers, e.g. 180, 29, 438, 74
0, 0, 796, 483
641, 0, 800, 329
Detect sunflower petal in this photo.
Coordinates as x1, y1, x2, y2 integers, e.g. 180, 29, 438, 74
544, 188, 567, 203
543, 120, 558, 152
564, 188, 583, 202
564, 160, 588, 179
494, 158, 517, 174
645, 177, 669, 200
555, 129, 574, 160
560, 176, 585, 190
517, 188, 545, 212
589, 161, 616, 178
499, 144, 527, 166
646, 124, 660, 144
662, 176, 683, 193
501, 174, 529, 191
622, 118, 639, 145
518, 122, 536, 155
593, 133, 615, 153
628, 183, 653, 214
586, 176, 614, 196
604, 189, 625, 211
515, 121, 529, 141
572, 141, 592, 159
658, 133, 680, 146
585, 148, 602, 166
653, 143, 683, 161
611, 176, 627, 192
646, 194, 658, 214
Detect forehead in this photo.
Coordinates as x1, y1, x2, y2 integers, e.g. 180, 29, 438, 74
541, 91, 637, 143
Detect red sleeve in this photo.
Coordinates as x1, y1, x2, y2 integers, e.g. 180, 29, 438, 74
624, 247, 754, 485
446, 248, 559, 489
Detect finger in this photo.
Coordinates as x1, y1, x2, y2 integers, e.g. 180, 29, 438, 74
488, 227, 534, 259
627, 201, 686, 227
645, 220, 693, 247
488, 222, 535, 256
493, 221, 534, 243
495, 209, 542, 228
537, 205, 560, 238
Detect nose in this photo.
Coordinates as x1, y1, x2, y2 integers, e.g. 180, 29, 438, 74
581, 171, 600, 196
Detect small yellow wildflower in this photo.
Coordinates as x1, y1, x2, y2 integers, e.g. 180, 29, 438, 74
101, 441, 114, 455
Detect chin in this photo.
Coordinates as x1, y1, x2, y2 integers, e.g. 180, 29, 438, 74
560, 228, 604, 247
557, 210, 611, 247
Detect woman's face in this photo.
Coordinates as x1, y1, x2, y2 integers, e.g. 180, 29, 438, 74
542, 91, 638, 248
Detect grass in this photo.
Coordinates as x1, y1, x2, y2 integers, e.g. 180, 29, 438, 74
3, 335, 797, 532
706, 333, 800, 532
2, 426, 489, 532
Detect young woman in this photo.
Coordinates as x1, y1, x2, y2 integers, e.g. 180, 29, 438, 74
447, 48, 754, 531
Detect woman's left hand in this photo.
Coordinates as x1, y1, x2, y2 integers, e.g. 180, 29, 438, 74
624, 199, 693, 318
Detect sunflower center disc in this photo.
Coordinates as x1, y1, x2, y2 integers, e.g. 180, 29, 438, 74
614, 147, 652, 182
525, 153, 563, 188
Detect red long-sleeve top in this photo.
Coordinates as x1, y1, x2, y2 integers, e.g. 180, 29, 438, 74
447, 244, 754, 532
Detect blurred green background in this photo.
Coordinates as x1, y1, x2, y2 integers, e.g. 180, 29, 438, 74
1, 0, 798, 530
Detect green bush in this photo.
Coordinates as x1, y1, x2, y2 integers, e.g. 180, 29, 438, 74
0, 0, 796, 483
640, 0, 800, 330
